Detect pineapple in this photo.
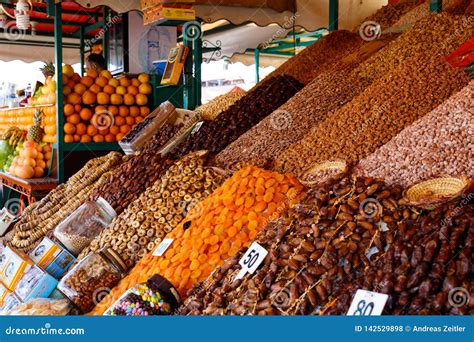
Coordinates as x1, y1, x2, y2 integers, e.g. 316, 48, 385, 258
28, 109, 44, 143
40, 61, 55, 78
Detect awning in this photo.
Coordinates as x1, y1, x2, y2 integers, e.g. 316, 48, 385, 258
72, 0, 388, 31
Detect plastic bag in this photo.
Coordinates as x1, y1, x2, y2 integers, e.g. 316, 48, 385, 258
445, 37, 474, 68
3, 298, 70, 316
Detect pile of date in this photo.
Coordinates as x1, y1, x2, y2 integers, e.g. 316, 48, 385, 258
178, 173, 473, 316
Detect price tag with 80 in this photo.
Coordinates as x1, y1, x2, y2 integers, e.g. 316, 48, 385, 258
234, 242, 268, 281
347, 289, 388, 316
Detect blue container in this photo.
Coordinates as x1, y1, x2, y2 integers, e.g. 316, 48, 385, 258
152, 60, 168, 75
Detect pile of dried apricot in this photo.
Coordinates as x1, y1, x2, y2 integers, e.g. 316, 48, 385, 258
91, 166, 303, 314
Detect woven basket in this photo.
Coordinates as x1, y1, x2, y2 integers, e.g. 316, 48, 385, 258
299, 160, 347, 187
403, 176, 471, 209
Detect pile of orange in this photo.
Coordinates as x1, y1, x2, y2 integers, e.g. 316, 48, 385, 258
10, 141, 52, 179
91, 166, 304, 314
62, 66, 152, 143
0, 107, 37, 133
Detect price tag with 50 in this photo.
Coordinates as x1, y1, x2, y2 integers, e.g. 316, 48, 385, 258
347, 289, 388, 316
234, 242, 268, 281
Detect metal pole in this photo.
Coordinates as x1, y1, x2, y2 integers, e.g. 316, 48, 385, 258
103, 7, 110, 68
54, 2, 64, 183
255, 48, 260, 83
79, 26, 85, 76
193, 22, 202, 108
429, 0, 442, 12
329, 0, 339, 32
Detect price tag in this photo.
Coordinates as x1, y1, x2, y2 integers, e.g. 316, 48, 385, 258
152, 238, 174, 257
0, 209, 16, 237
235, 242, 268, 281
347, 289, 388, 316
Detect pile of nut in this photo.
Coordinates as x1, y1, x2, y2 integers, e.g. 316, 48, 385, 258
356, 82, 473, 186
177, 175, 415, 315
267, 30, 365, 85
214, 66, 376, 170
196, 92, 245, 121
324, 196, 473, 315
89, 135, 174, 214
90, 166, 304, 315
354, 0, 419, 31
77, 151, 228, 268
2, 152, 123, 253
170, 75, 303, 160
121, 122, 181, 147
276, 56, 470, 175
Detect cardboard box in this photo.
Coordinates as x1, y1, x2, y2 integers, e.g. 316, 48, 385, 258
29, 237, 76, 279
141, 0, 195, 11
14, 265, 58, 302
0, 246, 33, 291
194, 0, 295, 12
144, 6, 196, 25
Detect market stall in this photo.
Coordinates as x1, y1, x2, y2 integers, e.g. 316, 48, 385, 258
0, 0, 472, 320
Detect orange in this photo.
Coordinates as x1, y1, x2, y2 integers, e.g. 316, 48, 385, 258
74, 104, 82, 113
64, 104, 74, 116
125, 116, 135, 126
85, 68, 98, 79
134, 116, 144, 124
140, 106, 150, 117
95, 105, 107, 113
79, 108, 93, 121
89, 84, 102, 94
110, 94, 123, 105
124, 94, 135, 106
115, 133, 125, 141
66, 80, 76, 89
71, 73, 81, 83
103, 85, 115, 95
93, 135, 104, 143
129, 106, 139, 117
119, 77, 130, 87
80, 76, 94, 87
109, 125, 120, 135
67, 114, 81, 125
108, 78, 119, 88
131, 78, 141, 87
67, 93, 81, 105
127, 86, 139, 96
100, 70, 113, 79
64, 134, 74, 143
138, 73, 150, 83
73, 134, 81, 142
118, 106, 129, 117
95, 76, 108, 88
80, 135, 92, 143
115, 86, 127, 95
105, 134, 115, 142
74, 83, 87, 95
97, 92, 110, 105
136, 94, 148, 106
120, 125, 131, 134
87, 125, 98, 136
64, 122, 76, 134
82, 90, 97, 105
63, 86, 72, 96
139, 83, 152, 95
107, 105, 119, 116
76, 122, 87, 135
114, 116, 125, 126
98, 128, 109, 135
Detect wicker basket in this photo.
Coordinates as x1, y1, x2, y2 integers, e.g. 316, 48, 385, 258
403, 176, 471, 209
299, 160, 347, 187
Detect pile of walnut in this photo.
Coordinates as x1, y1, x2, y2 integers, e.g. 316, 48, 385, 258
177, 174, 417, 315
77, 151, 228, 268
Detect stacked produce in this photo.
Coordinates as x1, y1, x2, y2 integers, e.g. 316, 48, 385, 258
62, 66, 152, 143
88, 134, 174, 215
356, 81, 473, 186
178, 174, 414, 315
0, 107, 41, 133
90, 166, 304, 314
275, 14, 472, 175
1, 152, 123, 252
214, 38, 393, 169
9, 141, 51, 179
324, 198, 473, 315
169, 75, 303, 160
77, 151, 228, 267
354, 0, 419, 31
1, 127, 27, 172
195, 92, 246, 121
266, 30, 366, 84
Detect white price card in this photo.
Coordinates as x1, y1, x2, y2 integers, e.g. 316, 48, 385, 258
347, 289, 388, 316
234, 242, 268, 281
152, 238, 174, 257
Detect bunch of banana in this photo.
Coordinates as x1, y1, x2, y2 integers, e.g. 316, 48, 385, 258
2, 127, 27, 149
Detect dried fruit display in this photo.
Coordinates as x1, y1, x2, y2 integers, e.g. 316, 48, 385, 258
196, 92, 245, 121
354, 0, 419, 31
324, 197, 473, 315
90, 166, 303, 315
275, 38, 471, 175
214, 60, 379, 169
178, 175, 416, 315
356, 82, 474, 186
170, 75, 303, 160
2, 152, 123, 252
267, 30, 365, 84
89, 134, 174, 214
77, 151, 228, 267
